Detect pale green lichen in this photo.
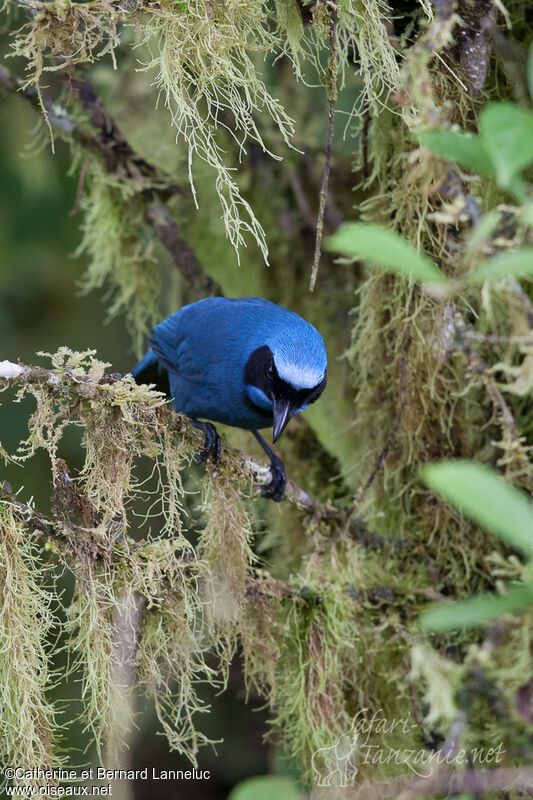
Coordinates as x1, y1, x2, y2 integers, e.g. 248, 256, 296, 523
133, 540, 216, 763
137, 0, 295, 263
75, 168, 162, 356
411, 643, 462, 728
268, 585, 356, 767
9, 0, 120, 134
198, 474, 256, 627
66, 561, 126, 761
0, 350, 260, 767
0, 504, 63, 786
5, 0, 421, 282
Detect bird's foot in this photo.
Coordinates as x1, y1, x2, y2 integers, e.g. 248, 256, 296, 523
190, 420, 221, 464
260, 452, 287, 502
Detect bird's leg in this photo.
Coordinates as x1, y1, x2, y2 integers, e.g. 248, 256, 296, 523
252, 430, 287, 502
190, 420, 221, 464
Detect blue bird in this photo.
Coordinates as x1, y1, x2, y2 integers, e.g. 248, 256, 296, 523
131, 297, 327, 500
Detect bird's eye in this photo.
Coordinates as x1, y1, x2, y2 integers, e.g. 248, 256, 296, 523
267, 364, 274, 378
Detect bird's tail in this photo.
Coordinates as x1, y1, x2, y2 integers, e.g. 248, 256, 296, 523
131, 351, 170, 396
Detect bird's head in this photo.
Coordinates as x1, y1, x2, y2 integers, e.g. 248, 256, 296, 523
244, 339, 327, 442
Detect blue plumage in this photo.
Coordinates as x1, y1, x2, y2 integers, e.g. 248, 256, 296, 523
132, 297, 327, 500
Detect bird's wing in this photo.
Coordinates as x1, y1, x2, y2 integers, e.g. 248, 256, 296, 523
131, 350, 171, 395
149, 312, 206, 383
131, 350, 158, 380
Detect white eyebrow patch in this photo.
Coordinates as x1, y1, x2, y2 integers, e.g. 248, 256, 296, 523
274, 357, 324, 390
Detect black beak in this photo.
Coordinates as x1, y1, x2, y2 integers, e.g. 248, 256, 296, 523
272, 396, 294, 443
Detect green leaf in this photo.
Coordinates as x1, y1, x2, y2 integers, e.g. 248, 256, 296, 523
228, 776, 304, 800
422, 460, 533, 556
419, 585, 533, 632
468, 248, 533, 284
507, 175, 528, 203
480, 103, 533, 189
326, 222, 446, 283
419, 130, 495, 177
522, 201, 533, 226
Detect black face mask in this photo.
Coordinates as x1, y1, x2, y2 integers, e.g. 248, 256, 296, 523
244, 345, 327, 436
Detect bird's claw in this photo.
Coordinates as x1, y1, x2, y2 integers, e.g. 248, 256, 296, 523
260, 454, 287, 502
191, 421, 221, 464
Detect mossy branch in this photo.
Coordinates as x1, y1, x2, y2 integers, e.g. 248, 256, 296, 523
0, 358, 345, 519
0, 64, 223, 299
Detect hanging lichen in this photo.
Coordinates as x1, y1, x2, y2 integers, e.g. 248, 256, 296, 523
0, 504, 62, 783
5, 0, 423, 273
75, 166, 162, 356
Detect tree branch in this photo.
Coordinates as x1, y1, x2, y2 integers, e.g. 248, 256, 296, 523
145, 199, 222, 296
0, 360, 351, 524
0, 64, 223, 298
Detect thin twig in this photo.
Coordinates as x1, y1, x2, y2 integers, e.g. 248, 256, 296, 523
464, 331, 533, 346
309, 3, 338, 292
